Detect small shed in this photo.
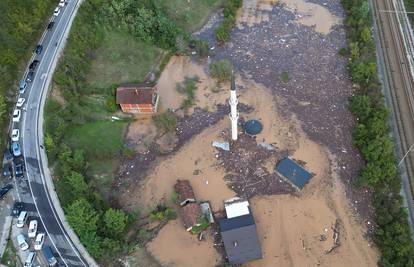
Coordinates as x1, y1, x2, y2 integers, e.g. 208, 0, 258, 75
181, 203, 202, 231
276, 157, 313, 190
224, 197, 250, 219
116, 84, 159, 114
174, 180, 196, 206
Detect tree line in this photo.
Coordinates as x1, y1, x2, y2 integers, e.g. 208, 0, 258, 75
341, 0, 414, 265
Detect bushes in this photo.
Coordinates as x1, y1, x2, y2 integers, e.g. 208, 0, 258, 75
215, 0, 243, 43
342, 0, 414, 264
176, 76, 199, 111
153, 110, 178, 134
210, 60, 233, 81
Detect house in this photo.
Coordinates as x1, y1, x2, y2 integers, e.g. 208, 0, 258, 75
116, 84, 159, 114
276, 157, 313, 190
219, 198, 262, 265
180, 203, 202, 231
174, 179, 196, 206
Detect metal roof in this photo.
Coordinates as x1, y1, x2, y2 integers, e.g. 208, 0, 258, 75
276, 157, 313, 189
225, 200, 250, 219
244, 120, 263, 135
219, 214, 262, 264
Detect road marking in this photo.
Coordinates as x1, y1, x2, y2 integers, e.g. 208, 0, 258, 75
41, 73, 47, 80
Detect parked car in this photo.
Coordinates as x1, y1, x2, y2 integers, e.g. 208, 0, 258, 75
11, 142, 21, 157
12, 109, 21, 122
19, 80, 27, 94
17, 234, 29, 251
35, 44, 43, 55
3, 164, 12, 179
11, 129, 19, 142
0, 184, 12, 199
16, 97, 26, 108
28, 220, 38, 238
58, 0, 66, 7
47, 21, 55, 30
11, 201, 24, 217
17, 211, 28, 228
34, 233, 45, 250
24, 251, 36, 267
15, 162, 24, 178
29, 60, 39, 71
53, 7, 60, 16
26, 70, 34, 83
42, 246, 58, 267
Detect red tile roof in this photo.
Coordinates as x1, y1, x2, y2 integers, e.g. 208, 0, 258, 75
116, 85, 156, 105
180, 203, 201, 230
174, 180, 196, 205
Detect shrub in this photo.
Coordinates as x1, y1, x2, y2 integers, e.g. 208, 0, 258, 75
153, 110, 177, 134
280, 71, 290, 83
210, 60, 233, 81
215, 0, 243, 43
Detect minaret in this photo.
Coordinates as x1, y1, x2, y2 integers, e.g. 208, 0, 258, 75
229, 72, 239, 141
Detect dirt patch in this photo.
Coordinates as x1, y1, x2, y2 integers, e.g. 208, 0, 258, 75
237, 0, 278, 28
126, 116, 158, 153
147, 220, 220, 267
50, 86, 66, 106
156, 56, 229, 114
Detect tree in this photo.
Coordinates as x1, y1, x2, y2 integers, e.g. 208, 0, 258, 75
103, 208, 128, 239
66, 171, 89, 198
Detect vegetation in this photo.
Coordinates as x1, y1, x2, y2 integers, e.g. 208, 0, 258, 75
153, 110, 178, 134
342, 0, 414, 264
192, 39, 210, 57
280, 71, 290, 83
0, 0, 55, 148
149, 204, 177, 222
210, 59, 233, 81
215, 0, 243, 43
1, 238, 18, 266
404, 0, 414, 27
176, 76, 199, 111
191, 216, 210, 234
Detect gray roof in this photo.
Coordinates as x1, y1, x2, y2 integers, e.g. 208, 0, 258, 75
219, 214, 262, 264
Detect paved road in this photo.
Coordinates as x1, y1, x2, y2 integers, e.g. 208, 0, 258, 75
371, 0, 414, 231
10, 0, 95, 266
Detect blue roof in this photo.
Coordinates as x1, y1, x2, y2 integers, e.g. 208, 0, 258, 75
276, 158, 313, 189
244, 120, 263, 135
219, 214, 255, 232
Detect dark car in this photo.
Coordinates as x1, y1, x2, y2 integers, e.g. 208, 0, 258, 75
0, 184, 13, 200
26, 70, 34, 83
35, 44, 43, 55
47, 21, 55, 30
3, 164, 12, 179
15, 162, 24, 178
29, 60, 39, 71
11, 201, 24, 217
19, 80, 27, 94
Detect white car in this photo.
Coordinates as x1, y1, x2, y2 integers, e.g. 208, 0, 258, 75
12, 109, 21, 122
58, 0, 66, 7
16, 98, 25, 108
11, 129, 19, 142
17, 234, 29, 251
34, 233, 45, 250
28, 220, 38, 238
53, 7, 61, 16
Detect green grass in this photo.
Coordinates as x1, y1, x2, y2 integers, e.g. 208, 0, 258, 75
87, 29, 162, 89
1, 238, 18, 266
87, 158, 119, 197
64, 121, 126, 160
280, 71, 290, 83
155, 0, 222, 32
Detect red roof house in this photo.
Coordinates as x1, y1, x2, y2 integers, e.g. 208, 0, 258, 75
180, 203, 202, 231
116, 84, 159, 114
174, 179, 196, 206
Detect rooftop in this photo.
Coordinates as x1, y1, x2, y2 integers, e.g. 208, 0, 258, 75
174, 179, 196, 206
116, 84, 156, 105
219, 214, 262, 264
276, 157, 313, 189
180, 203, 201, 230
224, 197, 250, 219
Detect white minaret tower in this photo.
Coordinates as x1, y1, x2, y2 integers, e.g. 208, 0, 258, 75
229, 72, 239, 141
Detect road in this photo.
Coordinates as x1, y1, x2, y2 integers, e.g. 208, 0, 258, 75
10, 0, 96, 266
371, 0, 414, 231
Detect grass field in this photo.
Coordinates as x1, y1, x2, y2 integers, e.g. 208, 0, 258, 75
155, 0, 222, 32
64, 120, 126, 160
87, 29, 162, 89
1, 238, 18, 266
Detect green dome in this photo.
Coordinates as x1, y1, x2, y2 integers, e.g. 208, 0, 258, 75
244, 120, 263, 135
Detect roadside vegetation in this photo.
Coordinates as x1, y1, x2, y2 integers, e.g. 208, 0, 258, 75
46, 0, 222, 263
342, 0, 414, 264
215, 0, 243, 43
1, 237, 18, 266
0, 0, 55, 147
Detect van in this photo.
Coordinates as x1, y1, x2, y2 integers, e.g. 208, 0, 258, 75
17, 211, 28, 228
42, 246, 57, 266
24, 251, 36, 267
